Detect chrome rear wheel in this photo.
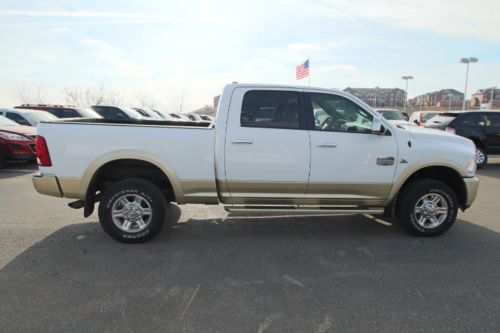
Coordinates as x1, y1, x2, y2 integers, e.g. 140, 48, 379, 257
111, 194, 153, 233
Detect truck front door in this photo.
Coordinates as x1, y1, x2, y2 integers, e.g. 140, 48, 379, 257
305, 91, 398, 206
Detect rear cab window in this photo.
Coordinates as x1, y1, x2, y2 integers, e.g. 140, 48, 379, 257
241, 90, 302, 129
454, 113, 486, 127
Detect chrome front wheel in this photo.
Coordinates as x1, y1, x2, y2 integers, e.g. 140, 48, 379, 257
413, 193, 448, 229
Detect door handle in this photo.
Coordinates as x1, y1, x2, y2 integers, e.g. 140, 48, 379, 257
232, 139, 253, 144
317, 143, 338, 148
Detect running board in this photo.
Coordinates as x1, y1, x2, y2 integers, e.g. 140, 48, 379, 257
224, 205, 383, 215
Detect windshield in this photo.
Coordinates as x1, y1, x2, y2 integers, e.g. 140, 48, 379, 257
79, 108, 102, 118
426, 115, 456, 126
378, 110, 405, 120
25, 111, 58, 124
0, 115, 19, 126
132, 108, 150, 117
421, 112, 439, 122
122, 107, 145, 118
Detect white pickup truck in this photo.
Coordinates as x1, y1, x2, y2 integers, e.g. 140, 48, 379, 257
33, 83, 479, 243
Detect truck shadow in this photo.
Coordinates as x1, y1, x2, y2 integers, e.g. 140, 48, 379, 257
1, 213, 500, 332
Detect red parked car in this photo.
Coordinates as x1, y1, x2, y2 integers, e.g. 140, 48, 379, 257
0, 115, 36, 168
15, 104, 101, 119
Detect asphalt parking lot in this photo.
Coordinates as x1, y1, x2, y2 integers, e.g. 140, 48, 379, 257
1, 162, 500, 332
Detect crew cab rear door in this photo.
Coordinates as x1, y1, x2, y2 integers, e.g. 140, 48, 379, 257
223, 87, 310, 204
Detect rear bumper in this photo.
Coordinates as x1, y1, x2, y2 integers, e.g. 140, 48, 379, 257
32, 174, 63, 197
463, 176, 480, 209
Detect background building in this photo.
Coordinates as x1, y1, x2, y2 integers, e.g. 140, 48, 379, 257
192, 95, 220, 116
471, 88, 500, 108
343, 87, 406, 107
410, 89, 464, 108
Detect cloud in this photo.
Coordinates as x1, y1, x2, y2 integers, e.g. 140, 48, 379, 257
80, 38, 151, 77
282, 0, 500, 43
0, 9, 250, 25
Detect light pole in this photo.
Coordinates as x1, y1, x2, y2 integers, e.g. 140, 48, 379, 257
489, 86, 496, 109
402, 75, 413, 113
460, 57, 478, 110
448, 93, 453, 111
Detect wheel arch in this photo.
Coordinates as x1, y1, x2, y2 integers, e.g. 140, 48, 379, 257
389, 163, 467, 210
80, 150, 185, 217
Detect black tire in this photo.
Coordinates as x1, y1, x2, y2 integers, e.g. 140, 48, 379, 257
475, 147, 488, 169
395, 179, 458, 236
98, 178, 167, 243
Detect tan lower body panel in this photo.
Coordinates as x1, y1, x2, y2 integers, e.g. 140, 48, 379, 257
181, 179, 219, 204
58, 177, 85, 199
221, 180, 392, 206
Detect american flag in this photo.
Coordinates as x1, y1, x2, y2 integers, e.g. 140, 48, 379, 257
296, 59, 310, 80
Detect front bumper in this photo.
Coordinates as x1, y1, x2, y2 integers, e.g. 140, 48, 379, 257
32, 174, 63, 197
463, 176, 480, 209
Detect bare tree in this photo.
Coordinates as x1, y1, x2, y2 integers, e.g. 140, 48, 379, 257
166, 88, 191, 114
62, 78, 122, 108
16, 81, 50, 104
134, 91, 159, 110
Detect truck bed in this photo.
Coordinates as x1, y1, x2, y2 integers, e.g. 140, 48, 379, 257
37, 119, 217, 203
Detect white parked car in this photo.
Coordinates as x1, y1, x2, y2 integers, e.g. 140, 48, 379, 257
0, 108, 58, 126
169, 113, 192, 122
185, 113, 204, 122
409, 111, 441, 127
33, 83, 479, 243
198, 114, 215, 122
375, 109, 410, 126
132, 108, 164, 120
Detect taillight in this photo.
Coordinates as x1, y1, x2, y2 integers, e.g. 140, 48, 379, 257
445, 127, 456, 134
36, 136, 52, 166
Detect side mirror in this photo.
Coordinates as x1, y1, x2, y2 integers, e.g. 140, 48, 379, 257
413, 119, 418, 124
372, 117, 384, 134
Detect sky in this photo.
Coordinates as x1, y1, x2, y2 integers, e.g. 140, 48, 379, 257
0, 0, 499, 111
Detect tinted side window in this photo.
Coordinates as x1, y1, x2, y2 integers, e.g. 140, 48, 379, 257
7, 113, 30, 125
61, 109, 80, 118
45, 109, 63, 117
310, 93, 373, 134
455, 114, 485, 127
241, 90, 300, 129
94, 107, 128, 120
485, 113, 500, 127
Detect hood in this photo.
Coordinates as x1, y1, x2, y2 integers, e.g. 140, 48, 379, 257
0, 125, 37, 137
403, 125, 473, 147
